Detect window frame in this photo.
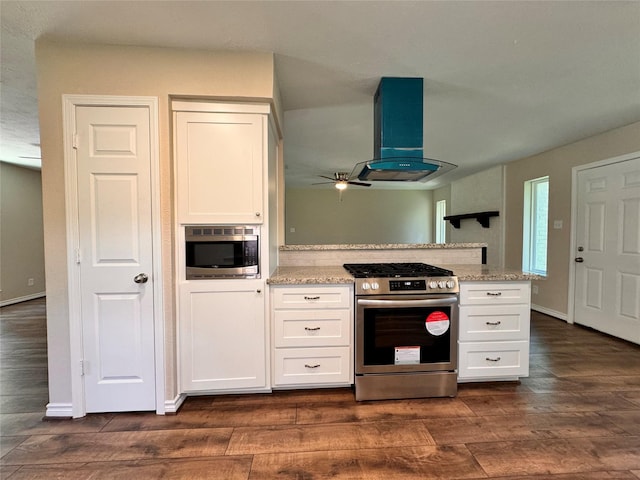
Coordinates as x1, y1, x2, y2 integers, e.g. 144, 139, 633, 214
435, 199, 447, 244
522, 176, 549, 276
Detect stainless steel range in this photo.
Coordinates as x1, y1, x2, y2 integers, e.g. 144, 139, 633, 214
343, 263, 459, 401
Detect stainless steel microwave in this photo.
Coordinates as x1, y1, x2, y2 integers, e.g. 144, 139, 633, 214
185, 225, 259, 279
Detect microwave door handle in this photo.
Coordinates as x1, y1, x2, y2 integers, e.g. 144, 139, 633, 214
357, 297, 458, 308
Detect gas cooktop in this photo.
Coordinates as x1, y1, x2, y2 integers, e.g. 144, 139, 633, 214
343, 262, 453, 278
343, 263, 458, 295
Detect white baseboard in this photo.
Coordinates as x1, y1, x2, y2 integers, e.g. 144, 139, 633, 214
164, 394, 186, 414
45, 402, 73, 418
0, 292, 46, 307
531, 304, 568, 322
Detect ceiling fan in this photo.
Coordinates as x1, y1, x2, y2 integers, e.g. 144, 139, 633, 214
313, 172, 371, 190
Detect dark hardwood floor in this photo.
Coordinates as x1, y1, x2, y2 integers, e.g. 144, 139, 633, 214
2, 298, 640, 479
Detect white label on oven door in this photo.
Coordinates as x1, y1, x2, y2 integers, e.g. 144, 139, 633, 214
395, 346, 420, 365
425, 311, 450, 336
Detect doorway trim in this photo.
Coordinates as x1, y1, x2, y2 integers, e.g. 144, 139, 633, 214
568, 150, 640, 325
62, 95, 164, 418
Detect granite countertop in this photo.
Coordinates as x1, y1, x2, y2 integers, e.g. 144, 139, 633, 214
279, 243, 487, 251
440, 264, 543, 282
267, 264, 542, 285
267, 266, 354, 285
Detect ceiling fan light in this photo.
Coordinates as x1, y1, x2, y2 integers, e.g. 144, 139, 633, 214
335, 181, 348, 190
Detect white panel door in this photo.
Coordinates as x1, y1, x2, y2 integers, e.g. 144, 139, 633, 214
574, 156, 640, 344
179, 280, 266, 392
75, 105, 156, 412
175, 111, 264, 224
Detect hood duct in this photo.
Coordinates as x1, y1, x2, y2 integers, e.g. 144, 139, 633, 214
351, 77, 456, 182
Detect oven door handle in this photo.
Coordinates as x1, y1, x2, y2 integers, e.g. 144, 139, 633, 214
357, 297, 458, 307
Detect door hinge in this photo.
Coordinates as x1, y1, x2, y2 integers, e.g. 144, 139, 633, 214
80, 359, 85, 376
75, 248, 81, 264
72, 133, 79, 149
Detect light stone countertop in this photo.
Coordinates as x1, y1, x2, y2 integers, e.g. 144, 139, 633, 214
267, 264, 542, 285
440, 264, 543, 282
279, 243, 487, 251
267, 266, 354, 285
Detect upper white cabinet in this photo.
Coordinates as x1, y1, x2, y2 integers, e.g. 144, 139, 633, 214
174, 102, 271, 224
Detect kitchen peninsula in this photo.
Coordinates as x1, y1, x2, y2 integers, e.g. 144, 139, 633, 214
268, 243, 541, 390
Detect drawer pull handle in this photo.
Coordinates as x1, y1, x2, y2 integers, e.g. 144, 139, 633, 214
486, 321, 502, 326
487, 292, 502, 296
304, 296, 320, 300
485, 357, 502, 362
304, 327, 321, 331
305, 364, 320, 369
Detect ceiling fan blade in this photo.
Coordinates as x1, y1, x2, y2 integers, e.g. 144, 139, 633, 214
347, 181, 372, 187
317, 175, 337, 181
311, 181, 334, 185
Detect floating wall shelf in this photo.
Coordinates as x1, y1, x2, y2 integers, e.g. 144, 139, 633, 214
444, 211, 499, 229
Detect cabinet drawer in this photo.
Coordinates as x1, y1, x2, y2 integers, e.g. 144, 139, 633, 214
274, 309, 351, 347
458, 341, 529, 379
274, 347, 351, 386
459, 305, 530, 341
272, 287, 351, 309
460, 282, 530, 306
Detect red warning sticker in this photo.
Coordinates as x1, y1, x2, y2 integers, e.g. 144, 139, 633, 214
425, 311, 450, 336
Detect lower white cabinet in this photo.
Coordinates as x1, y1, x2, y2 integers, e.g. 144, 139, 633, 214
179, 280, 268, 392
458, 281, 531, 381
271, 285, 353, 387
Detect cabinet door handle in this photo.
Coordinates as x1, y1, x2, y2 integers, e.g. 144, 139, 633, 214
304, 364, 320, 369
485, 357, 502, 362
255, 212, 261, 217
304, 327, 321, 331
486, 292, 502, 296
304, 296, 320, 301
485, 321, 502, 326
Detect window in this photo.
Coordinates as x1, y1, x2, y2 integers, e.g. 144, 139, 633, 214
435, 200, 447, 244
523, 176, 549, 275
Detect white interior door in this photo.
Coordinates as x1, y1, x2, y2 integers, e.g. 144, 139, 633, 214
574, 156, 640, 344
75, 105, 156, 412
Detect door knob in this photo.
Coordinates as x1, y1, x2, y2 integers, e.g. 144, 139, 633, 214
574, 257, 584, 263
134, 273, 149, 284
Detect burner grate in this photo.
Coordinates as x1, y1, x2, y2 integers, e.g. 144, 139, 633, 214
343, 262, 453, 278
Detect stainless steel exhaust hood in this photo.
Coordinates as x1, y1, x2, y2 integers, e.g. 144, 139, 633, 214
351, 77, 456, 182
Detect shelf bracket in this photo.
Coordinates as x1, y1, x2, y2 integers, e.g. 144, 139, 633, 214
443, 211, 499, 229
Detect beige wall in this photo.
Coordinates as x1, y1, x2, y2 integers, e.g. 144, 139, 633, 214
285, 188, 434, 244
449, 166, 505, 266
0, 162, 46, 304
35, 40, 280, 410
504, 121, 640, 318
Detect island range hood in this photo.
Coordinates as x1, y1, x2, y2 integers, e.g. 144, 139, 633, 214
350, 77, 456, 182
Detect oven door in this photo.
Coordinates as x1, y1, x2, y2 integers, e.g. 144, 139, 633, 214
355, 294, 458, 375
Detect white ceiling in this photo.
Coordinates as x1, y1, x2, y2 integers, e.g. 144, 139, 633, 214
1, 1, 639, 188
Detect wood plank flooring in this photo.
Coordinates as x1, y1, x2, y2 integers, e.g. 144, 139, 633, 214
2, 298, 640, 479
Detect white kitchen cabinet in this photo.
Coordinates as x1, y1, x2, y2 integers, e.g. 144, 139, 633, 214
179, 280, 269, 392
457, 281, 531, 381
174, 102, 271, 224
174, 100, 278, 397
271, 285, 353, 387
